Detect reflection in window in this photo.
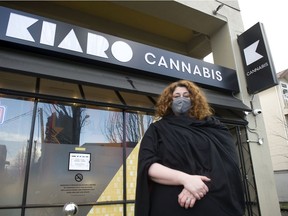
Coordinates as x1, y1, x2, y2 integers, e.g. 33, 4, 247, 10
0, 97, 34, 206
0, 209, 21, 216
127, 204, 135, 216
281, 82, 288, 101
125, 112, 153, 200
25, 206, 92, 216
99, 111, 153, 147
37, 103, 89, 145
125, 112, 153, 146
33, 102, 127, 146
87, 204, 123, 216
81, 109, 123, 146
1, 81, 155, 210
28, 102, 126, 204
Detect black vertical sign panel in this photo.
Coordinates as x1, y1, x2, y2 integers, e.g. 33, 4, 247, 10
237, 22, 278, 94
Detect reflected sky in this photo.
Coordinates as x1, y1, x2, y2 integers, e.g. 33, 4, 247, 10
0, 97, 153, 158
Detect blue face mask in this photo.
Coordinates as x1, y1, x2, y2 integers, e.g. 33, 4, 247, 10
171, 97, 192, 115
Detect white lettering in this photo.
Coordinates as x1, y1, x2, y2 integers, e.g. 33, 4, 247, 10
211, 69, 215, 79
182, 62, 191, 73
6, 13, 37, 42
216, 71, 222, 81
145, 52, 156, 65
4, 11, 227, 85
87, 33, 109, 58
193, 65, 202, 76
170, 59, 180, 71
246, 62, 269, 76
111, 41, 133, 62
40, 21, 56, 46
58, 29, 83, 53
144, 52, 224, 82
203, 67, 210, 78
158, 56, 168, 68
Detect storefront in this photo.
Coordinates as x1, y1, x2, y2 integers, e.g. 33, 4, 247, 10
0, 2, 281, 216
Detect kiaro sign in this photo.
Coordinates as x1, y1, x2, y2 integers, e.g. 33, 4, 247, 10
4, 11, 134, 63
243, 40, 263, 66
238, 22, 278, 94
0, 6, 240, 92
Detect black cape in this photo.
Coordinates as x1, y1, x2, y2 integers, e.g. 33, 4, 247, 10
135, 115, 245, 216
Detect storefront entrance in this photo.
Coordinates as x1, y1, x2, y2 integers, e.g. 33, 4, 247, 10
0, 70, 157, 215
0, 69, 260, 216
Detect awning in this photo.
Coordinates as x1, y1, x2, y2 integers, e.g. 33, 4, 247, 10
203, 89, 251, 112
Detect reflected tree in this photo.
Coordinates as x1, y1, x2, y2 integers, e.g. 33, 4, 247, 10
103, 112, 153, 144
43, 104, 89, 144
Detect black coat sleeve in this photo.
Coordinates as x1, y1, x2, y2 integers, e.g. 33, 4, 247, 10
134, 124, 161, 216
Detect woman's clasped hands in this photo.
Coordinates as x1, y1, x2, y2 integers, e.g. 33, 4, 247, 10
178, 175, 210, 209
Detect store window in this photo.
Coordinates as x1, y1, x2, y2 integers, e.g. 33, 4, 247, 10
280, 82, 288, 108
0, 70, 154, 215
0, 96, 34, 206
27, 102, 124, 205
0, 209, 21, 216
125, 112, 152, 201
0, 67, 260, 215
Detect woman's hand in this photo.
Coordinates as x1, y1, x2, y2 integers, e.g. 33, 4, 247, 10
182, 175, 210, 200
178, 188, 196, 209
147, 163, 210, 201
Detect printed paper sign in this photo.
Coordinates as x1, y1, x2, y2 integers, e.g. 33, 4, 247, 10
69, 153, 91, 171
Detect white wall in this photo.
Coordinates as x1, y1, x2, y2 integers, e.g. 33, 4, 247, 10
259, 86, 288, 171
275, 171, 288, 202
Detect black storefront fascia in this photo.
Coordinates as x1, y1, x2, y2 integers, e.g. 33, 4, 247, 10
0, 6, 250, 125
0, 46, 250, 124
0, 6, 240, 93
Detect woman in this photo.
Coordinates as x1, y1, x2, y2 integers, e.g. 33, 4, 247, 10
135, 80, 245, 216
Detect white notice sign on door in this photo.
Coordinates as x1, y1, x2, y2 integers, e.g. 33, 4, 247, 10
68, 153, 91, 171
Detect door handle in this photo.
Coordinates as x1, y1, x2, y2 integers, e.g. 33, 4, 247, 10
63, 202, 79, 216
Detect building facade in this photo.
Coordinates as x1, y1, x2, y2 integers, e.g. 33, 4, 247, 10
0, 1, 281, 216
258, 70, 288, 204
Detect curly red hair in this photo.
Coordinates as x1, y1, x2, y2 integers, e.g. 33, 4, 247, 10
155, 80, 213, 120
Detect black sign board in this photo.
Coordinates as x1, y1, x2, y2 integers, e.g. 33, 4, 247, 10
237, 22, 278, 94
0, 6, 239, 92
